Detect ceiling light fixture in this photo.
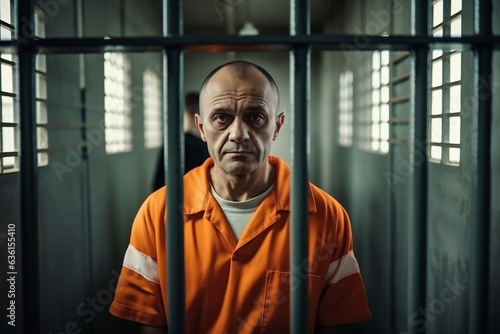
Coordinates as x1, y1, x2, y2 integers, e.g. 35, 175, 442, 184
239, 21, 259, 35
238, 1, 259, 35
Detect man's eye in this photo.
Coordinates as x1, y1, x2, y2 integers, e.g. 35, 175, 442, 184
248, 114, 264, 122
214, 114, 230, 123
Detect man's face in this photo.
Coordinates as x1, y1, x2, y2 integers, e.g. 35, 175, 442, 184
196, 67, 284, 176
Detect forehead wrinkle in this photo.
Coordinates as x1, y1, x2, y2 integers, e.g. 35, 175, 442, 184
207, 89, 269, 110
208, 101, 270, 116
201, 67, 278, 115
209, 103, 231, 114
210, 88, 267, 99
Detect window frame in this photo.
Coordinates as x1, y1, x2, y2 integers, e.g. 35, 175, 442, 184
103, 51, 133, 155
0, 1, 48, 173
429, 0, 462, 166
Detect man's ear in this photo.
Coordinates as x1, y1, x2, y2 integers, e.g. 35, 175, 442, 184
273, 112, 286, 141
195, 114, 207, 142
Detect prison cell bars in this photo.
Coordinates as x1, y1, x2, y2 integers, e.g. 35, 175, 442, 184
163, 0, 185, 333
9, 0, 495, 333
408, 2, 429, 334
290, 0, 311, 333
470, 0, 493, 332
72, 2, 96, 333
17, 1, 40, 333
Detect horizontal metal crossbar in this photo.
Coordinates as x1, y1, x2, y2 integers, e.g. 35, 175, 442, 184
0, 34, 498, 54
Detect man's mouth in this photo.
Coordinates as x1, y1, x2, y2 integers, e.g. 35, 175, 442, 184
224, 150, 254, 157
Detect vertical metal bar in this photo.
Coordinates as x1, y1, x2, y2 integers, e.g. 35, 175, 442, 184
388, 143, 396, 333
290, 0, 310, 333
408, 1, 428, 333
164, 0, 184, 333
17, 0, 41, 332
469, 0, 492, 332
290, 0, 310, 36
75, 1, 94, 332
387, 6, 396, 330
387, 66, 395, 334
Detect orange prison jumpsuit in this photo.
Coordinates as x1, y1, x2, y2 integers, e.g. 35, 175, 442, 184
109, 155, 371, 333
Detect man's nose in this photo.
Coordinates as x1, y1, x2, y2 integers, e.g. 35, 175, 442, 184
228, 118, 249, 143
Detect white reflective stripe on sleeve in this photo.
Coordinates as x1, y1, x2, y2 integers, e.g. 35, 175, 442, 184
324, 250, 360, 286
122, 244, 160, 285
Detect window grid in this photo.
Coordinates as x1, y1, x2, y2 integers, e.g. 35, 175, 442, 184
143, 68, 162, 149
1, 56, 17, 173
357, 55, 373, 152
338, 70, 353, 147
430, 0, 462, 165
35, 6, 48, 167
0, 0, 15, 173
360, 50, 390, 154
0, 2, 48, 174
104, 52, 132, 154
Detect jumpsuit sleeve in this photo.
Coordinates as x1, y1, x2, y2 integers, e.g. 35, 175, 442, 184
315, 202, 372, 326
109, 190, 167, 327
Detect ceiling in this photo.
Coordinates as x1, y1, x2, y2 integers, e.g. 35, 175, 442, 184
182, 0, 335, 35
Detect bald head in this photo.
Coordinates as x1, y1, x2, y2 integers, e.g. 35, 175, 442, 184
194, 60, 286, 185
199, 61, 280, 114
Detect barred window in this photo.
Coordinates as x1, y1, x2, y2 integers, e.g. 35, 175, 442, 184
0, 2, 48, 173
430, 0, 462, 165
143, 68, 162, 149
35, 6, 48, 166
338, 70, 353, 147
104, 52, 132, 154
361, 50, 390, 154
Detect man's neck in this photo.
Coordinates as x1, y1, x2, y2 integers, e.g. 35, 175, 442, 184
210, 162, 275, 202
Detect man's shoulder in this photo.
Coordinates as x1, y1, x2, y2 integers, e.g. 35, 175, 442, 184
269, 155, 346, 213
143, 186, 167, 210
308, 182, 347, 215
309, 182, 335, 201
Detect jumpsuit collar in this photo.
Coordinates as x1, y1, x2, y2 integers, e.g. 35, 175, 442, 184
183, 155, 318, 249
182, 155, 317, 216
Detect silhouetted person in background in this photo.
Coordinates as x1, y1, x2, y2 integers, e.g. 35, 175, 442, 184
152, 91, 209, 191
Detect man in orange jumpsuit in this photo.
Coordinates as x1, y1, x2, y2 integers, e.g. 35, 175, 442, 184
110, 60, 371, 333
